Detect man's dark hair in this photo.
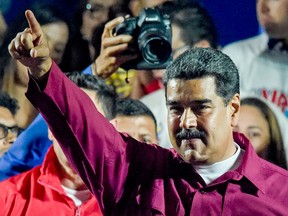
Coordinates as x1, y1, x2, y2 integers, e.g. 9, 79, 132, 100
163, 48, 239, 106
115, 98, 157, 131
158, 0, 218, 48
0, 91, 19, 115
65, 72, 118, 120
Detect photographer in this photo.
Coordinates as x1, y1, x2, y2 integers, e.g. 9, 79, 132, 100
87, 5, 172, 98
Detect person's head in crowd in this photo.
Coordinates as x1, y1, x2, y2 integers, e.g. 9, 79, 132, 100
48, 72, 112, 190
163, 48, 240, 165
0, 91, 19, 157
256, 0, 288, 41
60, 0, 131, 72
48, 71, 117, 190
0, 3, 70, 88
65, 71, 118, 120
49, 73, 116, 189
234, 97, 287, 169
159, 0, 218, 59
79, 0, 131, 44
112, 98, 158, 144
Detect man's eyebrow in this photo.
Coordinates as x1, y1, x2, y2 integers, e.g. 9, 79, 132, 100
166, 100, 179, 106
192, 99, 212, 104
166, 99, 212, 106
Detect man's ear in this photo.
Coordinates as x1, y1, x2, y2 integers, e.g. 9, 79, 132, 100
229, 93, 240, 127
193, 40, 211, 48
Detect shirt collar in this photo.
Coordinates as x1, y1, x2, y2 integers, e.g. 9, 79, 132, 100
233, 132, 266, 194
39, 146, 64, 192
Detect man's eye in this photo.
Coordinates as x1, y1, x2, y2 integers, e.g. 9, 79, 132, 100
196, 104, 209, 110
169, 106, 183, 113
193, 104, 211, 114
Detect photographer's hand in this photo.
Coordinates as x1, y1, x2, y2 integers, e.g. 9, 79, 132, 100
8, 10, 52, 79
93, 17, 137, 78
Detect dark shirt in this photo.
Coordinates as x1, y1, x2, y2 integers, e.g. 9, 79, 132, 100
26, 62, 288, 215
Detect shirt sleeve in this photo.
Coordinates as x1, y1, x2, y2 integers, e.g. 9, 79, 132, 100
25, 62, 169, 212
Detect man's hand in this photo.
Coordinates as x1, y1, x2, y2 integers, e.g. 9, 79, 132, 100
8, 10, 52, 78
94, 17, 138, 78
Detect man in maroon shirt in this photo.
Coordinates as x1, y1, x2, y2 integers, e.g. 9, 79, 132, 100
9, 10, 288, 215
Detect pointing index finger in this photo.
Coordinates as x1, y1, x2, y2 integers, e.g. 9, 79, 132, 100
25, 10, 42, 41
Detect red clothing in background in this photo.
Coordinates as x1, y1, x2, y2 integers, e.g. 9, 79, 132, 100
0, 147, 102, 216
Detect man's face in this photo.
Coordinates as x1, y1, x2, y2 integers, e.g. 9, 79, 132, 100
113, 115, 158, 144
257, 0, 288, 39
166, 77, 239, 165
0, 107, 18, 157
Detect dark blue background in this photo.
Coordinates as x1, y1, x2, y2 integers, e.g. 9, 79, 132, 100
2, 0, 260, 47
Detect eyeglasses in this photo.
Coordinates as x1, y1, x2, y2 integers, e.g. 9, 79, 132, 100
0, 123, 21, 139
85, 3, 109, 18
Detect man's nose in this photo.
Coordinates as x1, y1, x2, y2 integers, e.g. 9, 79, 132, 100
179, 108, 197, 129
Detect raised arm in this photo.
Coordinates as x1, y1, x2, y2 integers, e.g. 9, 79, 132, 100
8, 10, 166, 214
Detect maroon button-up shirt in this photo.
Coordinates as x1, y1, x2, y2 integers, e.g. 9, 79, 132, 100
26, 62, 288, 215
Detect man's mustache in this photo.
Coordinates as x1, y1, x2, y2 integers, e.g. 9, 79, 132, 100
176, 129, 206, 140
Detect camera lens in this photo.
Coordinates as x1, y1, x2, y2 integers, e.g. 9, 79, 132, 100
140, 36, 171, 64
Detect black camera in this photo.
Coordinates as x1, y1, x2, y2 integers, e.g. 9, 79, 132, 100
114, 8, 172, 70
